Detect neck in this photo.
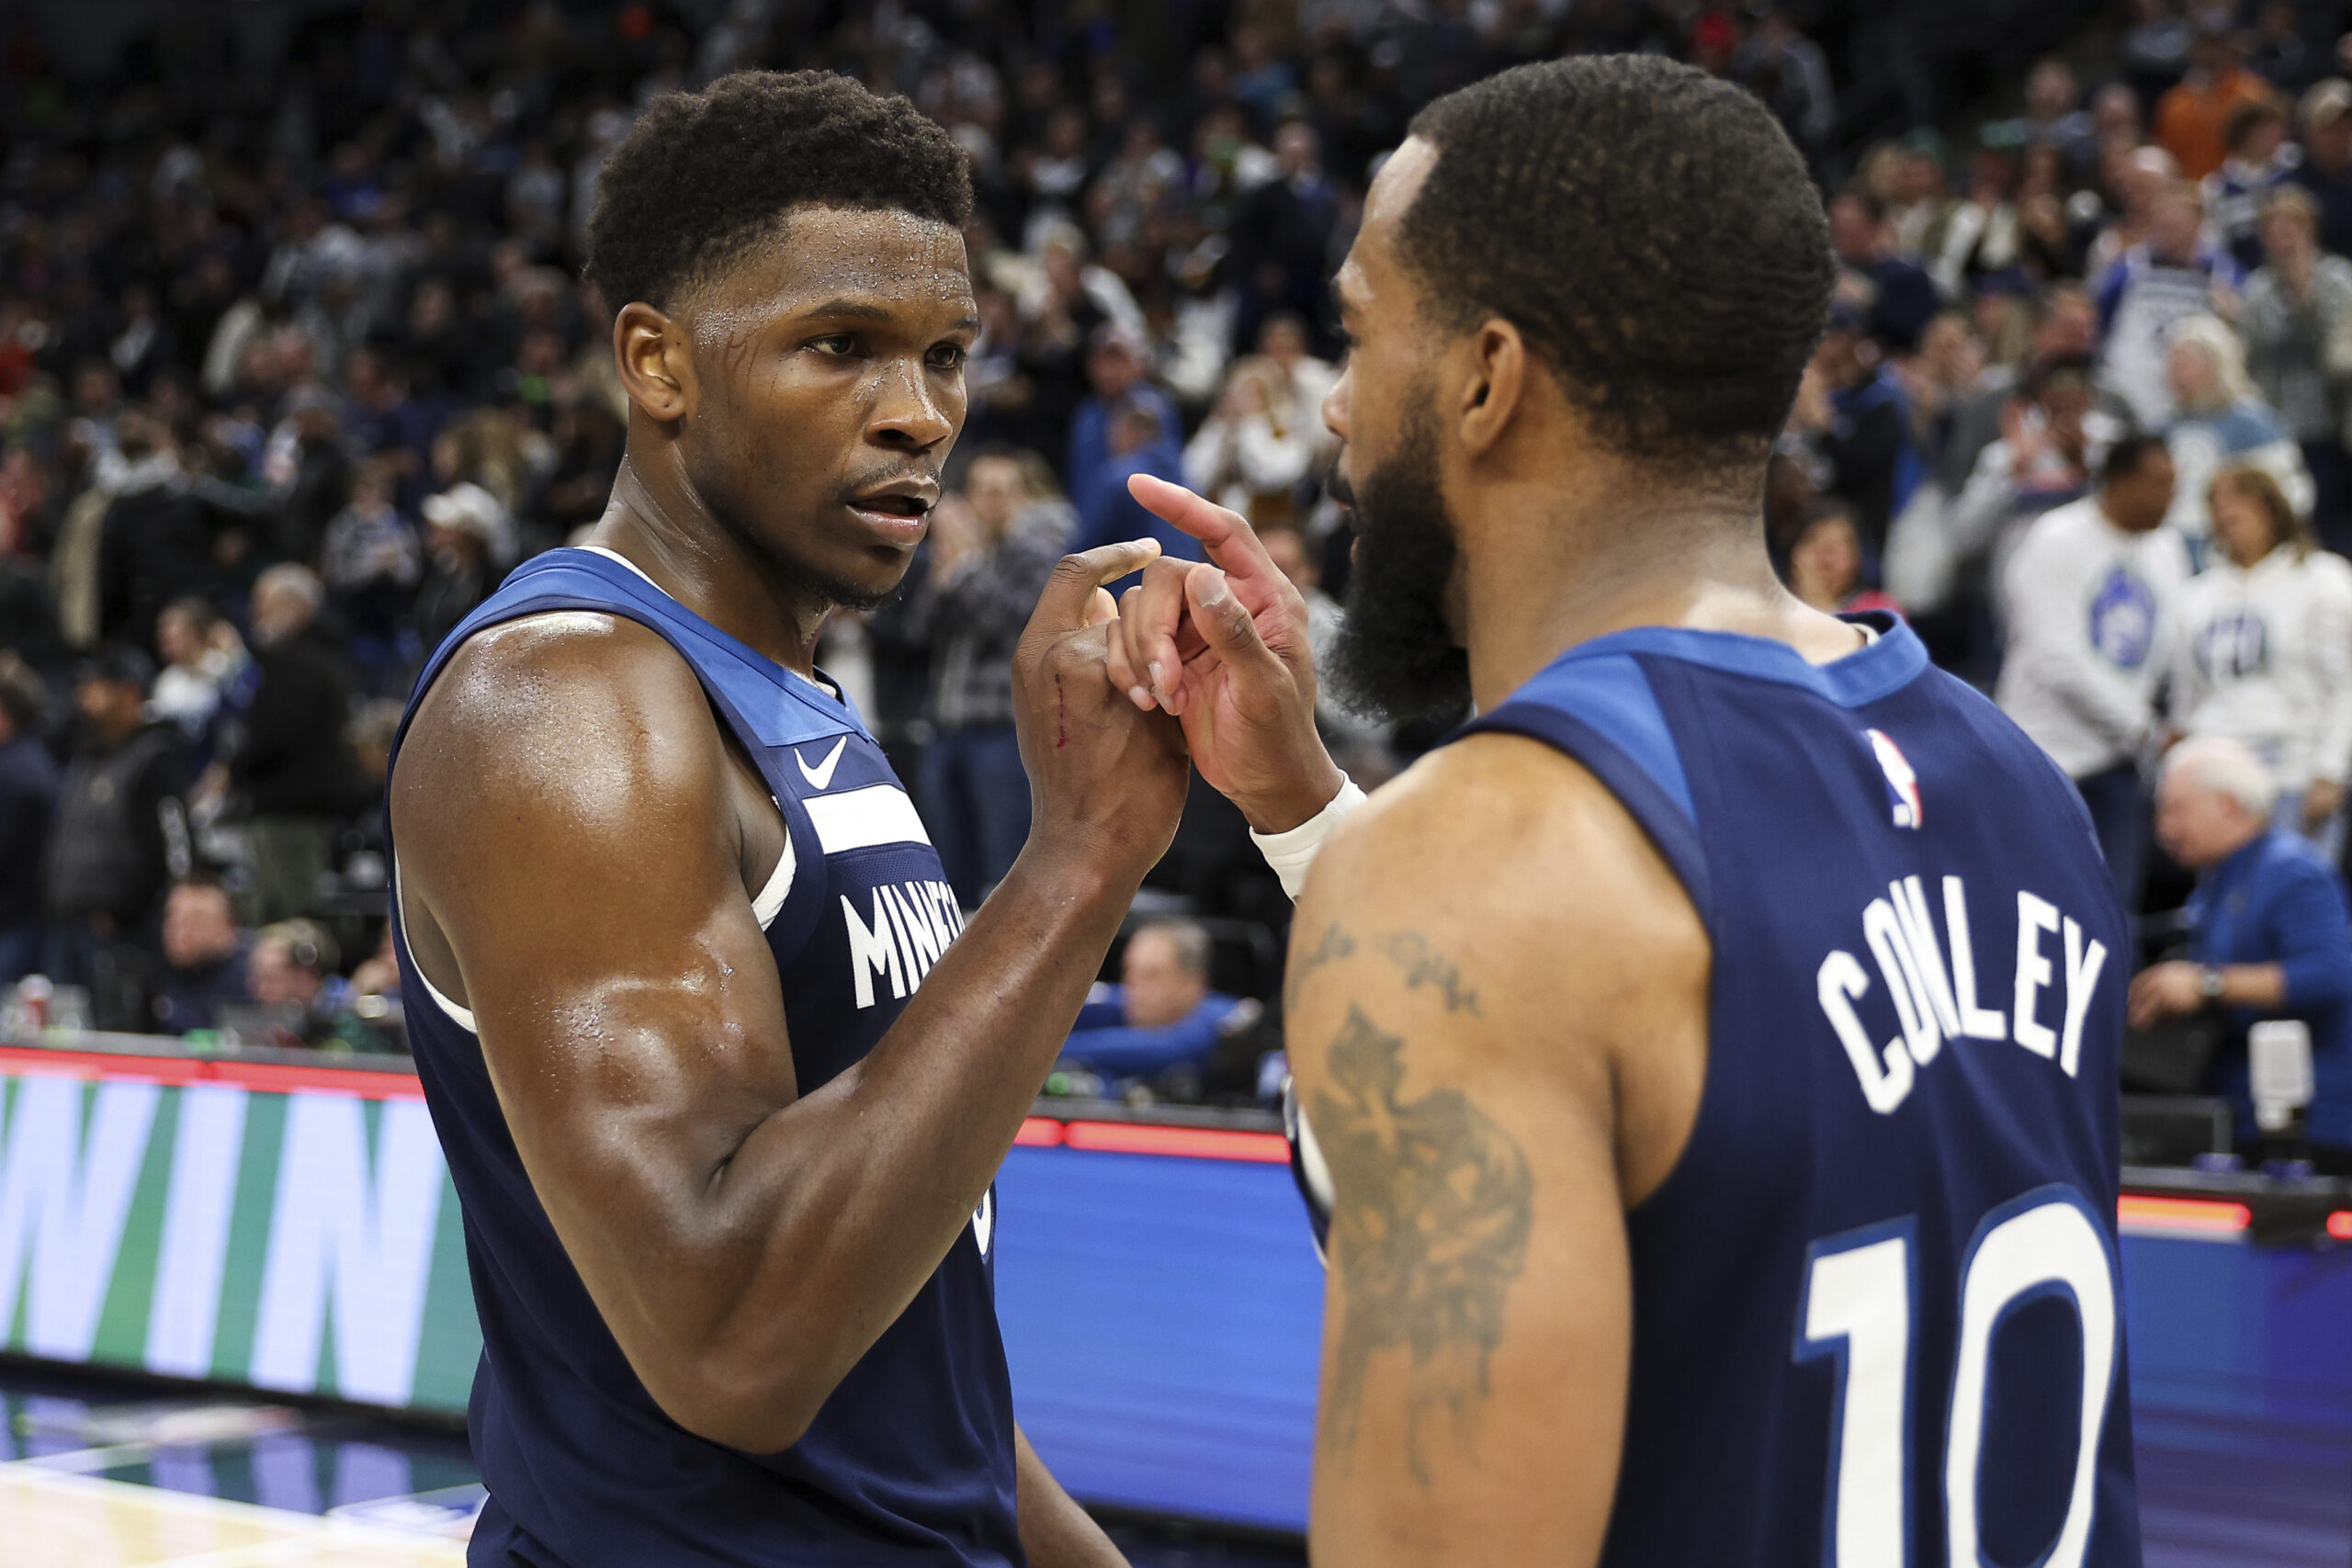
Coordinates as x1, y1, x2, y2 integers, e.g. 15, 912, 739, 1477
588, 438, 831, 673
1457, 465, 1858, 710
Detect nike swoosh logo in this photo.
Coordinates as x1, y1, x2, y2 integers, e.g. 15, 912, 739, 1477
796, 736, 850, 791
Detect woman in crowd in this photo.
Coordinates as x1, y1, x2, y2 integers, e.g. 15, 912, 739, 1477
2170, 463, 2352, 852
2164, 312, 2313, 556
1784, 502, 1904, 618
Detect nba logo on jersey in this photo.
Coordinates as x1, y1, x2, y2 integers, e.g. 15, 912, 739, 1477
1865, 728, 1923, 829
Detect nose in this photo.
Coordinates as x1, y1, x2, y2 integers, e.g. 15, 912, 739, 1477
869, 355, 955, 452
1322, 362, 1351, 444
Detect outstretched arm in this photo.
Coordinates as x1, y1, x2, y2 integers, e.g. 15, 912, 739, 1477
392, 543, 1187, 1455
1285, 733, 1710, 1563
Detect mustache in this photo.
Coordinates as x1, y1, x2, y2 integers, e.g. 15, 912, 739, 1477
838, 462, 942, 499
1322, 456, 1356, 512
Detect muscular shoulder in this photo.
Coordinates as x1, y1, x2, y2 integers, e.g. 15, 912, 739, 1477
392, 611, 729, 869
1312, 732, 1704, 969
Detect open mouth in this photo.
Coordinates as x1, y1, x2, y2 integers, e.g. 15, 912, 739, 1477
854, 493, 932, 518
846, 489, 935, 547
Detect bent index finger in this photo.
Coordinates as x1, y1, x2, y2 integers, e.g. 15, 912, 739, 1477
1125, 473, 1279, 586
1029, 538, 1163, 637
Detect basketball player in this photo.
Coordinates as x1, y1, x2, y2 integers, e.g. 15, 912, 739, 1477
386, 73, 1175, 1565
1108, 58, 2142, 1565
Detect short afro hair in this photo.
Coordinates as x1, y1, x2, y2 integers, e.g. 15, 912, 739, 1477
1397, 56, 1835, 465
584, 70, 974, 318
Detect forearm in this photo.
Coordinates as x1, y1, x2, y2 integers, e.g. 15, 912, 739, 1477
2213, 964, 2289, 1010
696, 851, 1136, 1442
1017, 1427, 1126, 1568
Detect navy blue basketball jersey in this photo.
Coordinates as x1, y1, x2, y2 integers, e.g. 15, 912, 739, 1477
386, 547, 1019, 1567
1306, 615, 2140, 1568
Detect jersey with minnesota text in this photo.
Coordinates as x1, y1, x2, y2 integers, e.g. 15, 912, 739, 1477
1300, 615, 2140, 1568
386, 547, 1017, 1568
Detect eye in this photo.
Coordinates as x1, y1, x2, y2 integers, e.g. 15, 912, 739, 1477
928, 342, 969, 371
810, 334, 860, 356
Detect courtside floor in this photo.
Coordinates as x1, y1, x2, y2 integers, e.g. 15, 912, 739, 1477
3, 1361, 2342, 1566
0, 1365, 1307, 1568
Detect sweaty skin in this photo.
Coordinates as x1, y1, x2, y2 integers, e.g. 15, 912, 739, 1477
392, 207, 1174, 1565
1112, 137, 1863, 1562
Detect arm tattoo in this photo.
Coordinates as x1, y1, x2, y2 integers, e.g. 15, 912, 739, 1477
1312, 1006, 1532, 1485
1372, 931, 1483, 1016
1283, 921, 1357, 1016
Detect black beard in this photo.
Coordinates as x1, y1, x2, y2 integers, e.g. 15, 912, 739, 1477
1328, 408, 1472, 727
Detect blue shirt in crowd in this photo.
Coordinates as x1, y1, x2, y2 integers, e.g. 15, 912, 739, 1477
1063, 984, 1243, 1079
2188, 829, 2352, 1147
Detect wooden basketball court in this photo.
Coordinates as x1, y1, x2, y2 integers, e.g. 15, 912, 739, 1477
0, 1463, 466, 1567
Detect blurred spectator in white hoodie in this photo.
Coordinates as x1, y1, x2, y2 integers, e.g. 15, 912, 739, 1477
2171, 463, 2352, 853
1997, 434, 2190, 908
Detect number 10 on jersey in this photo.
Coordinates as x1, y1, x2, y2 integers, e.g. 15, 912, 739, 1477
1794, 1187, 2120, 1568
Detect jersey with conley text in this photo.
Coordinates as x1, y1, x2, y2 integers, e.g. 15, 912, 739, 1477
1306, 615, 2140, 1568
387, 547, 1018, 1568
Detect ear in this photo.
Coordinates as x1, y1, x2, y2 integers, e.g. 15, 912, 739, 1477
612, 301, 696, 424
1455, 316, 1529, 459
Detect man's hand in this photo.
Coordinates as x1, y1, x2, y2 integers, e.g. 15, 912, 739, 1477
2128, 962, 2206, 1028
1015, 538, 1193, 881
1106, 473, 1346, 832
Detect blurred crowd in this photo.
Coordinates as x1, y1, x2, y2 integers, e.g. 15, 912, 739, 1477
6, 1, 2352, 1122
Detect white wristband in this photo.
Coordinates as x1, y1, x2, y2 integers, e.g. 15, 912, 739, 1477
1250, 779, 1369, 901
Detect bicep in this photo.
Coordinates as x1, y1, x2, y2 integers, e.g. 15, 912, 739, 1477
391, 622, 796, 1345
1286, 760, 1661, 1567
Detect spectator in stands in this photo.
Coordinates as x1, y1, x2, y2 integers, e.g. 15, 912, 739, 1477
2170, 465, 2352, 851
2203, 97, 2300, 272
2154, 18, 2278, 181
1060, 919, 1243, 1082
1827, 187, 1941, 354
910, 449, 1069, 908
42, 646, 190, 1028
1785, 502, 1903, 617
1996, 434, 2190, 907
96, 409, 209, 656
1183, 359, 1317, 524
2007, 56, 2100, 176
268, 388, 353, 569
2096, 178, 2243, 431
1076, 400, 1193, 561
413, 481, 504, 655
1792, 304, 1922, 552
2290, 80, 2352, 259
151, 878, 252, 1035
1066, 323, 1180, 505
2240, 186, 2352, 554
2162, 313, 2312, 553
0, 655, 58, 982
321, 457, 424, 696
2131, 736, 2352, 1171
2086, 143, 2183, 282
1228, 121, 1341, 355
149, 597, 247, 759
247, 919, 345, 1047
212, 565, 363, 925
